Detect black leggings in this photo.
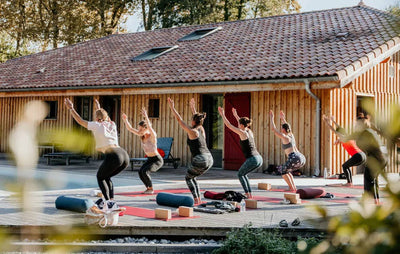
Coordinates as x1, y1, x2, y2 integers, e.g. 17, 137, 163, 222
139, 154, 164, 188
97, 147, 129, 200
363, 156, 386, 200
342, 152, 366, 184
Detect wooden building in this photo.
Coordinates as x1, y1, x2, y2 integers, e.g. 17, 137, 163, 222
1, 3, 400, 175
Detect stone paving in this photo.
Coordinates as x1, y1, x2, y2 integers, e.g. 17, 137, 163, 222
0, 157, 397, 232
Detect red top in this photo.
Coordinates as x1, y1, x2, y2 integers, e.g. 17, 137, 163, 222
341, 140, 362, 156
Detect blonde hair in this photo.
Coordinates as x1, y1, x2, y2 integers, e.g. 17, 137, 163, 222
95, 109, 109, 121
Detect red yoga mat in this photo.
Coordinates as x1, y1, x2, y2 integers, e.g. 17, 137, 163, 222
121, 206, 200, 221
117, 188, 202, 197
325, 184, 364, 189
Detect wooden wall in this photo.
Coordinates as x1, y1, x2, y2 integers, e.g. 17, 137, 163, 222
0, 96, 74, 153
329, 51, 400, 175
250, 89, 331, 176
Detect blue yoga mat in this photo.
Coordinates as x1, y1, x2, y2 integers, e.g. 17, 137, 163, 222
55, 195, 94, 213
156, 192, 194, 208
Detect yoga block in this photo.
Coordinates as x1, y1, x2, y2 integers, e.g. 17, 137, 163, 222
245, 199, 257, 209
55, 196, 94, 213
155, 208, 171, 220
156, 192, 194, 208
284, 193, 301, 204
178, 206, 193, 217
230, 201, 238, 207
296, 188, 326, 199
258, 183, 272, 190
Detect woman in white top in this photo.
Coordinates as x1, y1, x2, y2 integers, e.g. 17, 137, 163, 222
122, 107, 163, 194
64, 98, 129, 210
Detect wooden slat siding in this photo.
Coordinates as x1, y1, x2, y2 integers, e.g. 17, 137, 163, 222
249, 90, 323, 176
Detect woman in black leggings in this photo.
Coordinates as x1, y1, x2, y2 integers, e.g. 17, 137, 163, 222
122, 107, 163, 194
64, 98, 129, 210
167, 98, 213, 204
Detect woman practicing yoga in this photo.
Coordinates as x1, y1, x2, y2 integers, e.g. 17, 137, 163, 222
64, 98, 129, 210
218, 107, 263, 199
351, 117, 387, 204
122, 108, 163, 194
269, 110, 305, 191
167, 98, 213, 204
322, 115, 366, 186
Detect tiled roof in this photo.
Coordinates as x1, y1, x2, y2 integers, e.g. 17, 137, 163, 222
1, 5, 400, 90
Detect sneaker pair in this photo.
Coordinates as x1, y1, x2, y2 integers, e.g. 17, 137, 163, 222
95, 199, 120, 211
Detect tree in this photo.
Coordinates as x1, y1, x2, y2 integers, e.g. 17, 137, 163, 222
138, 0, 301, 30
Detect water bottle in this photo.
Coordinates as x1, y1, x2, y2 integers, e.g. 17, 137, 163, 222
240, 199, 246, 212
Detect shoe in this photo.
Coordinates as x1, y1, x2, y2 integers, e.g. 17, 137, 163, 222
279, 220, 288, 227
143, 189, 154, 194
95, 198, 104, 210
106, 200, 120, 211
291, 218, 301, 226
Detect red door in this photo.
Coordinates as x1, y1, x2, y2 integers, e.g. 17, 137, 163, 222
223, 93, 251, 170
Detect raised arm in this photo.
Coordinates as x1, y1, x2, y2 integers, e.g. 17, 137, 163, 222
232, 108, 240, 127
323, 115, 344, 140
122, 113, 141, 136
190, 98, 197, 115
141, 107, 157, 139
330, 115, 340, 128
279, 111, 288, 124
94, 99, 101, 111
218, 107, 247, 139
269, 110, 288, 140
167, 98, 198, 139
64, 98, 88, 128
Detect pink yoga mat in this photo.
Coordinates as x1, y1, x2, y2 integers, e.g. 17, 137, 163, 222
252, 195, 309, 204
117, 188, 202, 197
325, 184, 364, 189
121, 206, 200, 221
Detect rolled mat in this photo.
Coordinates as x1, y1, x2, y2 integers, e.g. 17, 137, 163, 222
296, 188, 326, 199
55, 196, 95, 213
203, 191, 225, 200
156, 192, 194, 208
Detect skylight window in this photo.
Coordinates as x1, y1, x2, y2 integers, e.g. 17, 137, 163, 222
178, 27, 222, 41
131, 45, 178, 61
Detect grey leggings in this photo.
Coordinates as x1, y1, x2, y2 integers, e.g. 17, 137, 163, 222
97, 147, 129, 200
238, 155, 263, 193
280, 152, 306, 174
139, 154, 164, 188
186, 153, 213, 199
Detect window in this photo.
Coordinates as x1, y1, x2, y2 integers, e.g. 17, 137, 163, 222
148, 99, 160, 118
45, 101, 58, 120
131, 46, 178, 61
356, 96, 374, 119
178, 27, 222, 41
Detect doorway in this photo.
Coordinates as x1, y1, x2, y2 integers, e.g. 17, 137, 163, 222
99, 96, 121, 132
202, 94, 224, 168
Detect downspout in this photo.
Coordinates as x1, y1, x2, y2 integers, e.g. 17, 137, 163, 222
304, 79, 320, 176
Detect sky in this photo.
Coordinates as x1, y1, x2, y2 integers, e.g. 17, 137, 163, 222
125, 0, 399, 33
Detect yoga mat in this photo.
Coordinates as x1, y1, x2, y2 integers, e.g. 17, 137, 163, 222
326, 184, 364, 189
253, 195, 309, 204
121, 206, 200, 221
117, 188, 204, 197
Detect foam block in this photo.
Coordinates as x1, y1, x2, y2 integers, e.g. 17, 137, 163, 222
155, 208, 171, 220
55, 196, 94, 213
156, 192, 194, 208
178, 206, 193, 217
296, 188, 326, 199
258, 183, 272, 190
284, 193, 301, 204
245, 199, 258, 209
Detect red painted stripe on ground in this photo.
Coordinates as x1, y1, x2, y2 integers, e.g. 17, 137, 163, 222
121, 206, 200, 221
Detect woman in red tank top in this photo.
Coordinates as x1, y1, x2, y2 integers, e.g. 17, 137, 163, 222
323, 115, 366, 186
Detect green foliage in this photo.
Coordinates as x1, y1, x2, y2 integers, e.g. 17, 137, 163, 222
0, 33, 31, 62
213, 225, 322, 254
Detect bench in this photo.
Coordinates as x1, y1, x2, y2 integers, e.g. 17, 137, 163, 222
44, 152, 91, 165
130, 137, 180, 170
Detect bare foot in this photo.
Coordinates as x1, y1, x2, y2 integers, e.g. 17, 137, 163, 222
143, 188, 154, 194
245, 193, 253, 199
343, 183, 353, 187
194, 198, 201, 205
375, 199, 380, 205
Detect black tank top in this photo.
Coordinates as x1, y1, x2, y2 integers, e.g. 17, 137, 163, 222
187, 129, 210, 157
240, 130, 260, 158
